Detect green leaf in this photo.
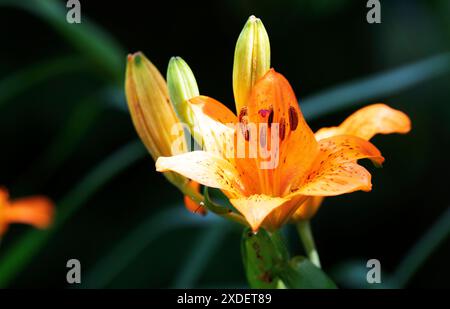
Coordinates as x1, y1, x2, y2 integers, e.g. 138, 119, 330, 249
278, 256, 337, 289
82, 208, 223, 288
15, 92, 104, 189
172, 222, 229, 288
270, 231, 290, 263
302, 53, 450, 120
0, 0, 125, 82
241, 228, 288, 288
0, 56, 87, 108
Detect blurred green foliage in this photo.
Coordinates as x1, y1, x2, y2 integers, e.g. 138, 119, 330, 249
0, 0, 449, 288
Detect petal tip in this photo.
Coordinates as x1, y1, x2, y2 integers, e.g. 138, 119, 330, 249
155, 158, 166, 172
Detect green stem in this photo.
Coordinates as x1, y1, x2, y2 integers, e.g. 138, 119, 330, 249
296, 221, 321, 268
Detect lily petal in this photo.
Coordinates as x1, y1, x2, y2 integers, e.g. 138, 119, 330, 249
190, 96, 237, 124
189, 96, 237, 157
156, 151, 244, 196
260, 194, 308, 230
292, 135, 384, 197
291, 196, 324, 221
245, 69, 319, 195
315, 104, 411, 141
188, 96, 263, 194
230, 194, 290, 231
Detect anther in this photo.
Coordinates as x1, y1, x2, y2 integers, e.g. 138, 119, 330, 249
288, 106, 299, 131
279, 118, 286, 141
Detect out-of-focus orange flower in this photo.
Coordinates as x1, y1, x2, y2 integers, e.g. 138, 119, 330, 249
292, 104, 411, 221
0, 187, 54, 236
156, 69, 388, 231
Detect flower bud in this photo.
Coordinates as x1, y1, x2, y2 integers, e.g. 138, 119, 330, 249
125, 52, 187, 186
233, 15, 271, 112
167, 57, 199, 130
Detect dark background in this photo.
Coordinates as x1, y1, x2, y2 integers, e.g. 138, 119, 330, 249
0, 0, 449, 288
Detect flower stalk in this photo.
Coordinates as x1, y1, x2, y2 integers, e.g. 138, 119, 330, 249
296, 220, 321, 268
180, 182, 248, 226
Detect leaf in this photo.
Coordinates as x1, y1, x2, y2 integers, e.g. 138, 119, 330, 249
278, 256, 337, 289
172, 222, 229, 288
0, 0, 125, 82
241, 228, 289, 288
15, 92, 104, 189
0, 56, 87, 108
302, 53, 450, 120
82, 208, 223, 288
270, 231, 290, 263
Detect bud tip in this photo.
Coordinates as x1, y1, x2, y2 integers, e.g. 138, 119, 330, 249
248, 15, 258, 22
127, 52, 143, 65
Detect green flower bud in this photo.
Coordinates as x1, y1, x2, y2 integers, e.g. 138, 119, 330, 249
233, 15, 271, 113
167, 56, 199, 130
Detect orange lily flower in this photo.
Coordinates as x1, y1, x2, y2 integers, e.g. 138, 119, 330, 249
0, 187, 53, 236
292, 104, 411, 221
156, 69, 389, 231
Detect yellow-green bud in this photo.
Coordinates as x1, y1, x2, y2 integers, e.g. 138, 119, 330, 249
233, 15, 271, 113
167, 57, 199, 130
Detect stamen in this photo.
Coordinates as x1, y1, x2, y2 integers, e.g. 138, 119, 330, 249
238, 106, 250, 141
258, 109, 270, 118
279, 118, 286, 141
238, 106, 248, 122
238, 122, 250, 141
268, 108, 274, 128
289, 106, 299, 131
